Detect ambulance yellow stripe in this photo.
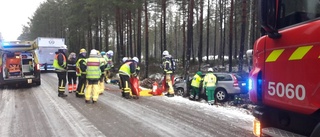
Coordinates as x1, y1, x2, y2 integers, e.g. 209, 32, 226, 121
265, 49, 284, 62
289, 46, 312, 60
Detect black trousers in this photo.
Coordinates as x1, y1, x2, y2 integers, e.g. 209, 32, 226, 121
68, 72, 77, 84
76, 74, 86, 94
119, 74, 130, 89
57, 72, 67, 93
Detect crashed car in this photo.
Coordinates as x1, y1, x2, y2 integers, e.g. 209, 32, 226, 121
173, 72, 248, 102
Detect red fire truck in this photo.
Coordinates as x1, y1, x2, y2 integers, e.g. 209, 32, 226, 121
249, 0, 320, 136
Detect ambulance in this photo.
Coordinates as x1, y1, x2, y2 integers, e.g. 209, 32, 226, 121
33, 37, 65, 71
0, 41, 41, 87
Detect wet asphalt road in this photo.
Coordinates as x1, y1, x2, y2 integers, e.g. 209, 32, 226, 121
0, 73, 255, 137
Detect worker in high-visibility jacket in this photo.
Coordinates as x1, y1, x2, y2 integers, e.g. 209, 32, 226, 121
53, 45, 68, 97
190, 71, 203, 101
203, 68, 217, 105
118, 57, 139, 99
97, 51, 106, 95
161, 53, 175, 97
85, 49, 102, 103
75, 48, 87, 97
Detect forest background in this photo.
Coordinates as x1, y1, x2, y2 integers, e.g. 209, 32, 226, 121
17, 0, 260, 79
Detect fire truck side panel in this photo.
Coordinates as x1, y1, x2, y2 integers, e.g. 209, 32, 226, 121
249, 37, 267, 104
262, 20, 320, 115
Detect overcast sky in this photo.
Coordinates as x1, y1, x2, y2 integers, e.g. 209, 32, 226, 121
0, 0, 46, 41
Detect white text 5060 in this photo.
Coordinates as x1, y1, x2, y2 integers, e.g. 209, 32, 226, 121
268, 82, 306, 100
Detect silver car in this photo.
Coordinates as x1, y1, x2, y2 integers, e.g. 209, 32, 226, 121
173, 72, 248, 102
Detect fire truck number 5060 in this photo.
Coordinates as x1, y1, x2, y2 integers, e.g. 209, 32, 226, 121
268, 82, 306, 101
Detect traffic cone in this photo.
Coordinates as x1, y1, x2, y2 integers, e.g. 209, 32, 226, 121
152, 82, 158, 95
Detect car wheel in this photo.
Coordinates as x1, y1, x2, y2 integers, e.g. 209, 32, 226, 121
175, 88, 184, 96
215, 89, 228, 102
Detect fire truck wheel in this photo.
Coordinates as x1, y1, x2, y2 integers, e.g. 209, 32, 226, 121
311, 122, 320, 137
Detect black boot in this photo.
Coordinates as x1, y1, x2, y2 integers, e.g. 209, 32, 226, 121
58, 93, 68, 97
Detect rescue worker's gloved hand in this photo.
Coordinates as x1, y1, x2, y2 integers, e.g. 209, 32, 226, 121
131, 73, 138, 77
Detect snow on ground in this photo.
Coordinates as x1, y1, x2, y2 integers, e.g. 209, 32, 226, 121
157, 95, 253, 119
140, 85, 254, 120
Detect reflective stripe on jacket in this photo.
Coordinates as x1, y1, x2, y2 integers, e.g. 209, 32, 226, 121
119, 62, 132, 76
76, 58, 86, 76
86, 58, 101, 79
191, 74, 202, 88
104, 56, 113, 70
53, 53, 66, 71
203, 73, 217, 87
162, 60, 173, 74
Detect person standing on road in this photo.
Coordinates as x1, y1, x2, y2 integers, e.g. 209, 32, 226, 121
161, 50, 175, 97
85, 49, 102, 103
190, 71, 203, 101
53, 45, 68, 97
203, 68, 217, 105
98, 51, 106, 95
67, 52, 77, 93
104, 50, 114, 83
75, 48, 87, 97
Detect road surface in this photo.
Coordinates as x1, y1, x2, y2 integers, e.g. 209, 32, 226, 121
0, 73, 255, 137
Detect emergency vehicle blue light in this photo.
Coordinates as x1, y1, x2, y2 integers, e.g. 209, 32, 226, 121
2, 42, 10, 46
248, 78, 253, 90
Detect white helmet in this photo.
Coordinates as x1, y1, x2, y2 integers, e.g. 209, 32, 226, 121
107, 50, 114, 56
162, 50, 169, 56
208, 68, 213, 72
61, 45, 67, 49
122, 57, 128, 62
90, 49, 97, 55
132, 57, 139, 63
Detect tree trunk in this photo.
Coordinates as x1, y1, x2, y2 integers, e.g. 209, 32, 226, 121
144, 0, 149, 78
198, 0, 204, 70
182, 0, 186, 69
162, 0, 167, 50
137, 5, 142, 59
228, 0, 234, 72
239, 0, 247, 72
129, 8, 133, 57
206, 0, 210, 64
186, 0, 194, 78
94, 16, 99, 50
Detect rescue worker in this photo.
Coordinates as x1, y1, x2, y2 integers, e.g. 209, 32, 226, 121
85, 49, 103, 103
203, 68, 217, 105
161, 50, 175, 97
118, 56, 139, 99
75, 48, 87, 97
53, 45, 68, 97
190, 71, 203, 101
67, 52, 77, 93
118, 57, 129, 90
132, 57, 141, 76
104, 50, 114, 83
98, 51, 106, 95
